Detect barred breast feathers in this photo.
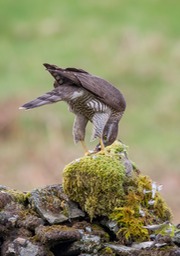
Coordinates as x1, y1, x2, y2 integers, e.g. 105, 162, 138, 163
86, 99, 108, 112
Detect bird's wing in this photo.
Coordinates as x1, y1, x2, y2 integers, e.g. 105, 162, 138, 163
43, 63, 126, 111
44, 63, 81, 87
74, 73, 126, 111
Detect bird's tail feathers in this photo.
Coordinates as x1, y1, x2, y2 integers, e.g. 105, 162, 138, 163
19, 91, 61, 110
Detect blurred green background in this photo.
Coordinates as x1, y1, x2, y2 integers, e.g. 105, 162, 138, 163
0, 0, 179, 222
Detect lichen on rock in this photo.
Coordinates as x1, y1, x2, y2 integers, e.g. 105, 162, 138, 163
63, 140, 172, 243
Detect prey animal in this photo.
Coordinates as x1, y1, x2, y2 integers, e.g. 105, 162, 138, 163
20, 64, 126, 153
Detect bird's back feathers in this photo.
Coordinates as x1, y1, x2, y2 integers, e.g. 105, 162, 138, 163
44, 63, 126, 112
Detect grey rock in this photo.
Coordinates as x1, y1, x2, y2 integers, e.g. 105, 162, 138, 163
132, 241, 154, 249
0, 185, 8, 191
29, 184, 85, 224
35, 224, 82, 245
73, 236, 102, 254
176, 224, 180, 229
104, 243, 137, 253
0, 183, 179, 256
29, 184, 68, 224
70, 224, 107, 254
143, 221, 170, 231
82, 234, 101, 244
100, 218, 119, 234
2, 237, 49, 256
79, 254, 93, 256
39, 209, 68, 224
67, 200, 85, 219
72, 221, 109, 242
173, 231, 180, 245
0, 190, 13, 209
120, 151, 133, 175
0, 202, 25, 231
17, 214, 44, 231
155, 242, 168, 248
169, 249, 180, 256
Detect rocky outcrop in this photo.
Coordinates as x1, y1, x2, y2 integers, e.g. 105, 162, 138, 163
0, 184, 180, 256
0, 141, 180, 256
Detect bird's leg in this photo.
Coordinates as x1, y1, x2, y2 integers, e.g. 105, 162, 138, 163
80, 140, 89, 155
73, 114, 89, 155
99, 138, 105, 151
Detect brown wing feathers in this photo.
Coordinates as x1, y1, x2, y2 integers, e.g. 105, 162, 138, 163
44, 63, 126, 112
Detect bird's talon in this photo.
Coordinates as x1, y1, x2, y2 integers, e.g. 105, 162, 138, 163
84, 151, 90, 156
84, 150, 95, 156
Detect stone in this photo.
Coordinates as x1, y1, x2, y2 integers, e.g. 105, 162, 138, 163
35, 224, 82, 245
131, 241, 154, 249
100, 218, 119, 234
173, 231, 180, 246
104, 243, 137, 253
67, 200, 85, 219
2, 238, 50, 256
0, 190, 13, 209
29, 184, 85, 224
17, 214, 44, 231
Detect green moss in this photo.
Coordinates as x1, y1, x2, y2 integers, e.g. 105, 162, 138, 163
156, 223, 178, 237
63, 141, 172, 243
63, 141, 126, 220
153, 195, 172, 221
110, 173, 172, 243
100, 247, 116, 255
110, 206, 149, 243
7, 189, 29, 204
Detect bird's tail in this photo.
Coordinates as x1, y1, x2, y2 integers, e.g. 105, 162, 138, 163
19, 90, 61, 110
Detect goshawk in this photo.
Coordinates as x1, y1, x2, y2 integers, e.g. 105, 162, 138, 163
20, 64, 126, 153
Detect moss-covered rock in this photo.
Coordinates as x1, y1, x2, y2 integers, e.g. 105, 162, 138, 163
63, 141, 126, 220
7, 189, 29, 204
63, 141, 172, 243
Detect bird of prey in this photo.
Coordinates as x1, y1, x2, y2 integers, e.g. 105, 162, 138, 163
20, 63, 126, 153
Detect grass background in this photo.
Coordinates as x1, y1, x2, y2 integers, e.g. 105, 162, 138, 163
0, 0, 179, 222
